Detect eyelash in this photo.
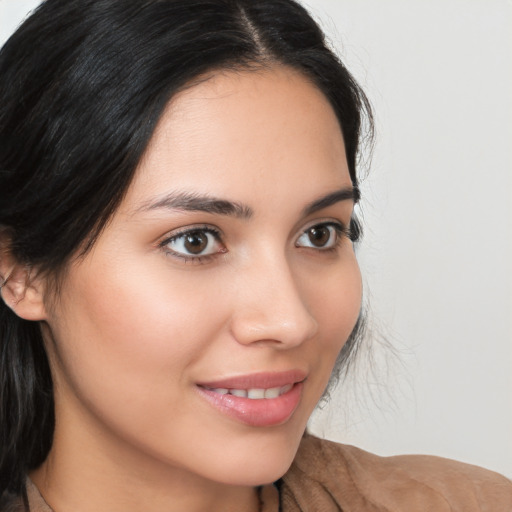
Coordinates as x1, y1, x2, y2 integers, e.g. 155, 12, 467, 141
159, 220, 356, 264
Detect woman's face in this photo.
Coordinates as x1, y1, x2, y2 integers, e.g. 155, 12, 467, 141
42, 66, 362, 486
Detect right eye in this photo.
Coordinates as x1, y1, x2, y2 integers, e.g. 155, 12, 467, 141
161, 227, 225, 261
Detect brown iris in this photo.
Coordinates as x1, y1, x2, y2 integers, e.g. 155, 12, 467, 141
183, 231, 209, 254
307, 226, 332, 247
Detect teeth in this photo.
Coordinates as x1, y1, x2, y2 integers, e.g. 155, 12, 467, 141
248, 388, 265, 399
264, 387, 281, 399
230, 389, 248, 398
208, 384, 294, 399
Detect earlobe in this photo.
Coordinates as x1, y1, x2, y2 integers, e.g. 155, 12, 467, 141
0, 253, 47, 321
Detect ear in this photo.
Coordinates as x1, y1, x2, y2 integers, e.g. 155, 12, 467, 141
0, 248, 47, 321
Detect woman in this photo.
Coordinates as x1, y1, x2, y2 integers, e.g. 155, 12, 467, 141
0, 1, 510, 511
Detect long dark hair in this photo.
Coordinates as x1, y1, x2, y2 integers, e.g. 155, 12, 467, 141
0, 0, 373, 497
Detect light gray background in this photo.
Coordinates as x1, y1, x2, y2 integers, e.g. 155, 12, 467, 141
2, 0, 511, 476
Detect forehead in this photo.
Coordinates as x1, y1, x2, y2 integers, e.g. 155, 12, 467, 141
125, 66, 350, 212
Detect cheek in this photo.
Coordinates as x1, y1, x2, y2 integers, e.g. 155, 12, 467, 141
308, 252, 362, 347
46, 257, 230, 416
297, 251, 362, 402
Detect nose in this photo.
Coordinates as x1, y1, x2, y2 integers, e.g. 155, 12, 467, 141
228, 255, 318, 349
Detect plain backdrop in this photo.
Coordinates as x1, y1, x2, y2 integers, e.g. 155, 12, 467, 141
1, 0, 511, 477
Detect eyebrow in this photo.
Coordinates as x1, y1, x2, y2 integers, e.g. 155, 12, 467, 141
140, 191, 253, 219
139, 185, 359, 219
302, 185, 360, 216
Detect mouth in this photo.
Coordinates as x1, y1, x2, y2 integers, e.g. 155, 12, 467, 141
196, 370, 306, 427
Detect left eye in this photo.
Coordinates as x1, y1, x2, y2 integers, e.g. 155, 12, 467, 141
296, 224, 341, 249
164, 229, 224, 258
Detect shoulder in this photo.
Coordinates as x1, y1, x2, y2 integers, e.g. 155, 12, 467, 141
280, 434, 512, 511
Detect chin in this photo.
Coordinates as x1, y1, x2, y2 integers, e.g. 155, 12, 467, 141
214, 455, 297, 487
201, 425, 305, 487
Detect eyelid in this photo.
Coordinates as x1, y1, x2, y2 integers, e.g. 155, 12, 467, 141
300, 215, 362, 243
159, 223, 222, 239
299, 219, 350, 237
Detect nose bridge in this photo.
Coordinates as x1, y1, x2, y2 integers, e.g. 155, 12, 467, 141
230, 248, 318, 347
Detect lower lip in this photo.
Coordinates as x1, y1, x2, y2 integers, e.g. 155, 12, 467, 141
197, 382, 303, 427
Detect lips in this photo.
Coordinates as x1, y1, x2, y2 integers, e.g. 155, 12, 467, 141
196, 370, 306, 427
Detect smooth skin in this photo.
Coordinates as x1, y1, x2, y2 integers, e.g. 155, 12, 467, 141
9, 66, 362, 512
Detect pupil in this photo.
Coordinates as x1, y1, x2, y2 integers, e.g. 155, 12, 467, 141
308, 226, 330, 247
184, 231, 208, 254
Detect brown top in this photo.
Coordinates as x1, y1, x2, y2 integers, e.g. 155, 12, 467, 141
2, 434, 511, 511
276, 434, 512, 511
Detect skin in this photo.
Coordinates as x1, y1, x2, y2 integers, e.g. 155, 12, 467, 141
25, 66, 362, 512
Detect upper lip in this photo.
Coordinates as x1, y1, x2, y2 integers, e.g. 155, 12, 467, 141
197, 369, 307, 390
